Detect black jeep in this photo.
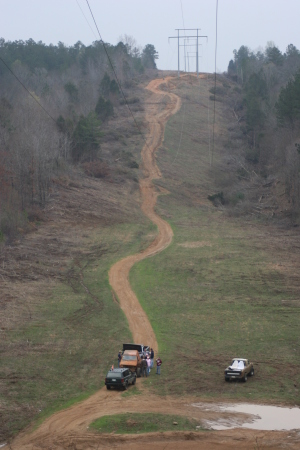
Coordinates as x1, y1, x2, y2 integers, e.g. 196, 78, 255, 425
105, 368, 136, 390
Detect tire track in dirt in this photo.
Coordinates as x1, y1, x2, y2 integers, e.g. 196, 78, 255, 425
108, 77, 181, 350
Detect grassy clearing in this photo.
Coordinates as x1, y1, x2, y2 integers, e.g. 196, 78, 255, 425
130, 76, 300, 404
90, 413, 205, 434
1, 220, 155, 439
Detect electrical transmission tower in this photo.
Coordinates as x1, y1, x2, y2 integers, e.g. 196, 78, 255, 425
168, 28, 207, 77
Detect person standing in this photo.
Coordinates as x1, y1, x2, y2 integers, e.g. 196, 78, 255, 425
146, 355, 151, 376
118, 350, 122, 367
150, 348, 154, 369
141, 356, 148, 377
156, 357, 162, 375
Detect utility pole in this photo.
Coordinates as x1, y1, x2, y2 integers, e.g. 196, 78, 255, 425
196, 29, 198, 77
168, 29, 207, 78
180, 41, 196, 72
187, 52, 202, 74
177, 29, 180, 77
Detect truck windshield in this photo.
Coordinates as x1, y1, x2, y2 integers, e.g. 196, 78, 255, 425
122, 355, 136, 361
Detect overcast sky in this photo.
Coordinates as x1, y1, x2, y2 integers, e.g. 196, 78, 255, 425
1, 0, 300, 73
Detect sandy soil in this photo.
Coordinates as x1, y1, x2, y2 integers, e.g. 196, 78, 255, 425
9, 77, 300, 449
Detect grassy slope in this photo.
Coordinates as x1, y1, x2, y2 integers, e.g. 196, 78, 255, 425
1, 215, 155, 439
130, 76, 300, 404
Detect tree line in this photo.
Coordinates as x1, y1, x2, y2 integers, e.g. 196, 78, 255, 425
226, 42, 300, 218
0, 37, 158, 242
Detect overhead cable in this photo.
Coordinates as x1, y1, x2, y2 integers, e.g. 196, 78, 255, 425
0, 56, 57, 124
85, 0, 149, 148
211, 0, 218, 166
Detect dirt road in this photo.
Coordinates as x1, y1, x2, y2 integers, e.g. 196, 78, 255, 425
108, 78, 181, 349
10, 77, 182, 449
10, 77, 300, 449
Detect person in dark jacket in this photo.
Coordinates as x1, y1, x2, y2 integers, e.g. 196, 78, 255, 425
118, 350, 122, 367
156, 357, 162, 374
141, 356, 148, 377
150, 348, 154, 369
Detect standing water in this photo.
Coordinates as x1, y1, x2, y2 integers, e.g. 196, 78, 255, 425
192, 403, 300, 431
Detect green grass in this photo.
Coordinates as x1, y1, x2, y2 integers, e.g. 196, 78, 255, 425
90, 413, 205, 434
1, 220, 155, 439
121, 385, 142, 398
130, 78, 300, 404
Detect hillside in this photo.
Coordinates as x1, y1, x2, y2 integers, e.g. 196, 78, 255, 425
0, 40, 300, 448
6, 72, 300, 450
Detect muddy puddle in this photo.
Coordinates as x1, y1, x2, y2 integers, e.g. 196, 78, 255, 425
192, 402, 300, 431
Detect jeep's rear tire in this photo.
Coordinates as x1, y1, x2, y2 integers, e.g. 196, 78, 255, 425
106, 385, 111, 390
123, 382, 128, 390
250, 368, 254, 376
137, 368, 141, 378
243, 374, 248, 382
132, 377, 136, 385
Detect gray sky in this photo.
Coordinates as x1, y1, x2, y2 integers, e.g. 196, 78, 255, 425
1, 0, 300, 73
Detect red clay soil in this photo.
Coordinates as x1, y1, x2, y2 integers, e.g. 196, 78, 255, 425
10, 78, 300, 450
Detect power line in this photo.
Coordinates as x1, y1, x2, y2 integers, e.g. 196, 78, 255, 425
180, 0, 186, 32
85, 0, 149, 149
0, 56, 57, 124
76, 0, 98, 40
211, 0, 219, 166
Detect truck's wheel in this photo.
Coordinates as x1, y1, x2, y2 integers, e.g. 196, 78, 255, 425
123, 382, 128, 390
137, 368, 141, 378
243, 374, 248, 382
225, 377, 229, 382
106, 385, 111, 390
132, 377, 136, 385
250, 368, 254, 376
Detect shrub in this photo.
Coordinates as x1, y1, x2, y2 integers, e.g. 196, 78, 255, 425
209, 95, 222, 102
230, 192, 245, 206
128, 160, 139, 169
209, 86, 226, 96
207, 192, 225, 206
64, 81, 79, 103
26, 206, 45, 222
72, 113, 102, 161
120, 97, 140, 105
95, 96, 114, 121
245, 147, 259, 164
81, 161, 109, 178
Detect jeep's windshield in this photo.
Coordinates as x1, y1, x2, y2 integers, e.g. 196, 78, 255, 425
122, 355, 137, 361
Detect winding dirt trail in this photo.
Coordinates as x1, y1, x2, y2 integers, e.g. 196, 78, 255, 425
10, 77, 183, 449
108, 77, 181, 350
10, 77, 300, 449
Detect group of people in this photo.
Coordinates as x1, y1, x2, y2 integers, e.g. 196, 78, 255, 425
140, 348, 162, 376
117, 347, 162, 376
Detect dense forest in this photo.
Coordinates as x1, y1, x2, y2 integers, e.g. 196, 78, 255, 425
0, 37, 158, 242
223, 42, 300, 221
